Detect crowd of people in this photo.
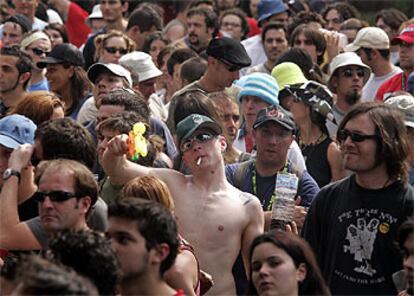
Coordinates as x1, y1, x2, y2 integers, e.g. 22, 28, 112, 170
0, 0, 413, 295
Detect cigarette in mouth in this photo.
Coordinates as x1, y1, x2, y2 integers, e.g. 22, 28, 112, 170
196, 157, 202, 166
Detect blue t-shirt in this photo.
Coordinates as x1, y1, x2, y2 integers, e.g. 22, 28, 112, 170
225, 160, 319, 210
28, 78, 49, 92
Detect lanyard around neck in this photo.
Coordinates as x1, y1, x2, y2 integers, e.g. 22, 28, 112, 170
252, 161, 289, 211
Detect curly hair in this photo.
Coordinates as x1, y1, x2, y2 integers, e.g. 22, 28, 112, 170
47, 229, 120, 296
15, 255, 98, 295
35, 118, 96, 170
94, 30, 136, 61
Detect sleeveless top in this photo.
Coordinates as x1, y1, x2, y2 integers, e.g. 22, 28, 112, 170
301, 135, 332, 187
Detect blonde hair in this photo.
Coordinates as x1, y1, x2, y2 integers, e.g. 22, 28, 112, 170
94, 30, 136, 60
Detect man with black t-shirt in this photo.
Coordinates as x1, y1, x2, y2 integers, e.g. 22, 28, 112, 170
302, 102, 414, 295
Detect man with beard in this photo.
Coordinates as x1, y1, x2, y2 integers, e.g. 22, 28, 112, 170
107, 198, 180, 295
302, 103, 414, 294
0, 46, 33, 117
326, 52, 371, 136
246, 22, 289, 75
175, 7, 218, 54
375, 24, 414, 101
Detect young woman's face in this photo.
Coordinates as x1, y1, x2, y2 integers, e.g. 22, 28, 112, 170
149, 39, 167, 65
251, 242, 305, 296
99, 36, 128, 64
45, 29, 64, 48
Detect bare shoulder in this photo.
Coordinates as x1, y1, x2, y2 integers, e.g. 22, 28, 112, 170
153, 167, 188, 186
229, 185, 261, 210
239, 191, 260, 207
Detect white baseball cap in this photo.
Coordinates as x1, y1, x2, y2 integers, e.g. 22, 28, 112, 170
119, 51, 162, 82
87, 63, 132, 87
345, 27, 390, 52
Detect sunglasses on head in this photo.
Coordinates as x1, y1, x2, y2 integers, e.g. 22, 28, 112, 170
341, 68, 365, 78
29, 47, 51, 56
181, 132, 216, 152
104, 47, 128, 55
337, 129, 378, 143
33, 190, 77, 203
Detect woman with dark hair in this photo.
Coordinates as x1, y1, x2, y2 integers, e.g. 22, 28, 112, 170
44, 23, 69, 48
276, 48, 324, 84
142, 31, 170, 65
286, 81, 345, 187
38, 43, 93, 120
290, 25, 326, 67
248, 231, 330, 296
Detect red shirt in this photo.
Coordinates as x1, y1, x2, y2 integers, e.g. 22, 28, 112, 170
66, 2, 91, 47
247, 17, 261, 37
375, 72, 408, 101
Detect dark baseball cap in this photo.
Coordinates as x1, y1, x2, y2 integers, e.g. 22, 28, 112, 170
253, 105, 295, 131
176, 114, 222, 146
37, 43, 85, 68
206, 37, 251, 69
4, 14, 31, 33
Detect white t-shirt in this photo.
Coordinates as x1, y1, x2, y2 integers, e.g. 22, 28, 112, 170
240, 35, 266, 76
361, 66, 403, 102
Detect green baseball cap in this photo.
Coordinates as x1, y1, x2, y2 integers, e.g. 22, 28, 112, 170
176, 114, 222, 147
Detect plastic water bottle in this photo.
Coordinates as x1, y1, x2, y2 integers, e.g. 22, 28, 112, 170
270, 173, 299, 231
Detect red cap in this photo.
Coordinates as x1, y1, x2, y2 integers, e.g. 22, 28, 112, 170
391, 24, 414, 45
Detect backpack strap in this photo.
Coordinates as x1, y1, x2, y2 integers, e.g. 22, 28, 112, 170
233, 159, 255, 189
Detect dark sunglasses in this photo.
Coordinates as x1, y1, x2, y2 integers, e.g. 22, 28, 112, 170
341, 68, 365, 78
33, 190, 77, 203
337, 129, 378, 143
104, 47, 128, 55
29, 47, 51, 56
181, 132, 216, 152
223, 114, 240, 122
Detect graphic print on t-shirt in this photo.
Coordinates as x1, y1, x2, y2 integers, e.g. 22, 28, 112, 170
343, 217, 379, 276
333, 207, 397, 287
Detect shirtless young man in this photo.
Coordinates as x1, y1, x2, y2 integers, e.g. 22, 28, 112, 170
103, 114, 264, 295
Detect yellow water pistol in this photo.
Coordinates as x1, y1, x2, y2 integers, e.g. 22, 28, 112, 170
128, 122, 148, 161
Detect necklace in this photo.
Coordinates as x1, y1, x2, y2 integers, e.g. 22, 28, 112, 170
298, 132, 327, 150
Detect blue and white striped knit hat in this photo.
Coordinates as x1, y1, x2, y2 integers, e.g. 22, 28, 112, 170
236, 72, 279, 106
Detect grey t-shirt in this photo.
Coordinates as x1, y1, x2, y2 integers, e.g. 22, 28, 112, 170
25, 197, 108, 249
